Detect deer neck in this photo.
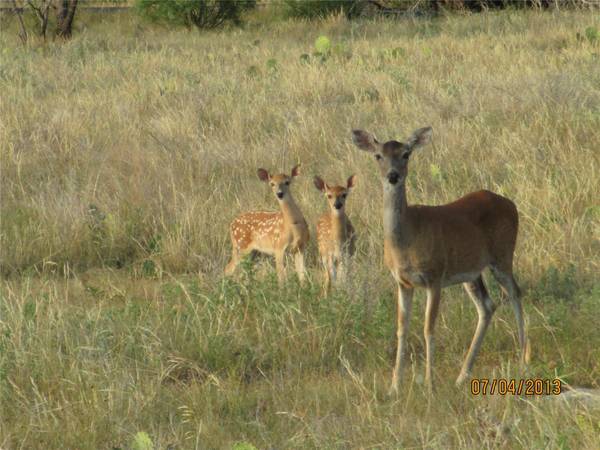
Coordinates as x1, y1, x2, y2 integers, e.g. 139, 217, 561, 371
280, 195, 305, 229
383, 181, 411, 245
331, 209, 348, 243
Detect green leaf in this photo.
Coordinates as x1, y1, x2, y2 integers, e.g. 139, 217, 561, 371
132, 431, 153, 450
315, 36, 331, 54
232, 442, 258, 450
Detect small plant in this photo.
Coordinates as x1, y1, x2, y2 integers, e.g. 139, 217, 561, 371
389, 70, 411, 90
583, 205, 600, 220
315, 35, 331, 54
266, 58, 278, 71
378, 47, 406, 60
576, 26, 599, 45
301, 36, 351, 64
312, 36, 331, 62
141, 259, 157, 277
232, 442, 258, 450
429, 163, 444, 184
585, 26, 599, 43
390, 47, 406, 58
132, 431, 153, 450
246, 65, 260, 77
239, 253, 257, 284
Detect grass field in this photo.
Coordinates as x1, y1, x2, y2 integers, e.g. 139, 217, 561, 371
1, 8, 600, 449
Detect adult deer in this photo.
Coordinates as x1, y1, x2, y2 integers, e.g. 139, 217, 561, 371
314, 175, 357, 293
225, 165, 309, 284
351, 127, 528, 392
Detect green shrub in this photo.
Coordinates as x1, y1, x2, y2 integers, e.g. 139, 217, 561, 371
585, 26, 599, 44
136, 0, 256, 29
283, 0, 365, 19
132, 432, 153, 450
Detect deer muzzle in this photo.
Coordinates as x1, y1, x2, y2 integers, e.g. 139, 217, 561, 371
387, 171, 400, 185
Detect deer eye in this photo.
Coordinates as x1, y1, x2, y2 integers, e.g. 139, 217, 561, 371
402, 152, 410, 160
375, 154, 383, 161
285, 181, 290, 186
342, 193, 347, 198
327, 195, 332, 199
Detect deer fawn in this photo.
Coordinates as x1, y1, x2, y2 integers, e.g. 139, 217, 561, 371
314, 175, 357, 293
352, 126, 528, 393
225, 165, 309, 284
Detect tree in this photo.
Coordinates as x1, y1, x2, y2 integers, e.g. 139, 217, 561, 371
10, 0, 79, 43
55, 0, 78, 38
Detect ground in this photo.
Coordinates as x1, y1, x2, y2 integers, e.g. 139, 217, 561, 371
1, 8, 599, 449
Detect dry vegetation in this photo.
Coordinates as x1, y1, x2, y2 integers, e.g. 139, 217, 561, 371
1, 8, 599, 449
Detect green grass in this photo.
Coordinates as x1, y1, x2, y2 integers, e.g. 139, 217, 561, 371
1, 273, 599, 448
1, 8, 599, 449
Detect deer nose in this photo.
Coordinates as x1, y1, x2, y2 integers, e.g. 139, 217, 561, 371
334, 200, 343, 210
387, 171, 400, 185
276, 191, 284, 199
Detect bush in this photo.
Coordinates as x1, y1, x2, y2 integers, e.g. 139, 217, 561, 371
136, 0, 256, 29
283, 0, 365, 19
287, 0, 597, 18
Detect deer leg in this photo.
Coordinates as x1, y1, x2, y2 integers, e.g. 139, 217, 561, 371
457, 276, 496, 385
275, 250, 285, 285
344, 251, 353, 283
329, 255, 337, 286
490, 267, 529, 365
391, 284, 413, 394
224, 244, 241, 275
337, 255, 347, 286
321, 257, 331, 296
294, 251, 306, 284
424, 284, 441, 390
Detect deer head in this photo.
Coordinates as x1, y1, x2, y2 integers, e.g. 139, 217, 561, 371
351, 127, 432, 188
257, 164, 301, 201
313, 175, 356, 214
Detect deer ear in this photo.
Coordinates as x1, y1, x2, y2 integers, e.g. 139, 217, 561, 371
406, 127, 432, 151
257, 168, 270, 182
352, 129, 379, 152
346, 174, 356, 190
291, 164, 301, 177
313, 176, 326, 192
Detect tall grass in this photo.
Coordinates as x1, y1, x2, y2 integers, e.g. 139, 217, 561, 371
1, 10, 599, 282
1, 9, 599, 449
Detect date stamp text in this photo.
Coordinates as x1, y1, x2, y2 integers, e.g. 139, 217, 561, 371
470, 378, 562, 396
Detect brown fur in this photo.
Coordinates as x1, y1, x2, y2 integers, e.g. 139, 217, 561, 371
383, 190, 518, 287
314, 176, 357, 293
225, 166, 309, 283
352, 127, 528, 393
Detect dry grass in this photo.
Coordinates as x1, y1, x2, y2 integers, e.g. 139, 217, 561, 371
1, 8, 599, 449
